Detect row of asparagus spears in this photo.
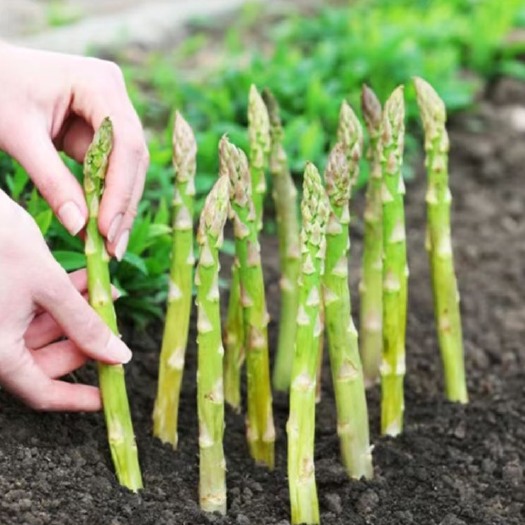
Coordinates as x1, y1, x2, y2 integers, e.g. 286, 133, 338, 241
82, 77, 468, 523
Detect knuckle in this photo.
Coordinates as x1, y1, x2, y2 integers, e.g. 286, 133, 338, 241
28, 392, 55, 412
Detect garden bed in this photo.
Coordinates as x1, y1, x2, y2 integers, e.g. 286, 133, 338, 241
1, 78, 525, 525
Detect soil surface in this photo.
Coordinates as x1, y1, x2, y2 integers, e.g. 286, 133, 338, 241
1, 79, 525, 525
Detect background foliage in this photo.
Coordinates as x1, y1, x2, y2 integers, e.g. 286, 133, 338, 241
1, 0, 524, 327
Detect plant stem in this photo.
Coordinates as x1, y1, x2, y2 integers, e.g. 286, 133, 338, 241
223, 267, 244, 411
359, 85, 384, 386
153, 111, 196, 448
380, 86, 408, 437
414, 77, 468, 403
249, 84, 271, 231
287, 163, 329, 525
223, 86, 270, 409
324, 130, 373, 478
196, 175, 230, 515
220, 136, 275, 468
262, 88, 301, 392
83, 117, 142, 491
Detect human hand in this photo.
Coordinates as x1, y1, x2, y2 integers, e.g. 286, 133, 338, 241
0, 42, 149, 260
0, 191, 132, 411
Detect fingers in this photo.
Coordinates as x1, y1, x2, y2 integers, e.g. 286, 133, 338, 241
26, 269, 120, 349
59, 116, 94, 164
71, 59, 149, 259
34, 265, 132, 365
13, 128, 88, 236
1, 349, 101, 412
31, 340, 88, 379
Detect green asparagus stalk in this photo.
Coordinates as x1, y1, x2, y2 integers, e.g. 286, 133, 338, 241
220, 136, 275, 468
249, 84, 271, 231
83, 117, 142, 491
324, 138, 373, 479
223, 271, 244, 411
287, 163, 330, 525
380, 86, 408, 437
196, 175, 230, 515
223, 86, 270, 409
359, 85, 384, 386
261, 88, 301, 392
153, 111, 196, 447
414, 77, 468, 403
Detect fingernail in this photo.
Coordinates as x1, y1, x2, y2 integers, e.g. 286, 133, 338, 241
58, 201, 85, 235
115, 230, 129, 261
107, 213, 123, 243
107, 334, 132, 364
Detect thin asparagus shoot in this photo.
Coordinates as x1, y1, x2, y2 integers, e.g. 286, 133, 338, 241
223, 86, 271, 409
359, 85, 384, 386
262, 88, 301, 392
287, 163, 330, 525
83, 117, 142, 491
196, 175, 230, 515
223, 269, 244, 411
380, 86, 408, 437
249, 84, 271, 231
220, 136, 275, 468
414, 77, 468, 403
153, 111, 196, 447
324, 139, 373, 479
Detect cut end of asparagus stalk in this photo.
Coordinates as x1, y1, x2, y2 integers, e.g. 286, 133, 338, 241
173, 111, 197, 183
361, 84, 382, 136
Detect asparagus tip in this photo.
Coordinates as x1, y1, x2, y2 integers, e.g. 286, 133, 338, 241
325, 143, 351, 206
173, 111, 197, 178
302, 163, 330, 246
84, 116, 113, 180
413, 76, 447, 133
337, 100, 363, 154
198, 175, 230, 242
361, 84, 382, 132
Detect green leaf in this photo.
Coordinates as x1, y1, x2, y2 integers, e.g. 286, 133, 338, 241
53, 250, 86, 271
122, 251, 149, 275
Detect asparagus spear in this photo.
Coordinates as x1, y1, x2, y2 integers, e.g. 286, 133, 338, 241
220, 136, 275, 468
414, 77, 468, 403
153, 111, 196, 447
249, 84, 271, 231
223, 270, 244, 411
287, 163, 329, 525
261, 88, 301, 392
83, 117, 142, 491
196, 175, 230, 515
223, 86, 270, 409
324, 138, 373, 479
359, 85, 384, 386
380, 86, 408, 437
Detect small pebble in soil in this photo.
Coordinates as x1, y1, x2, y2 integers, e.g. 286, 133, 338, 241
356, 489, 379, 514
502, 459, 523, 486
439, 514, 467, 525
236, 514, 250, 525
324, 493, 342, 515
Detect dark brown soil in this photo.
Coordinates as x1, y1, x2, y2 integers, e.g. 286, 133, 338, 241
2, 79, 525, 525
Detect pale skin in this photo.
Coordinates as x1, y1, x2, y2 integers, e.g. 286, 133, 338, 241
0, 43, 149, 411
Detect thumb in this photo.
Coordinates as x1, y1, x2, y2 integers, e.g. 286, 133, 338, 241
34, 263, 132, 365
14, 128, 88, 235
